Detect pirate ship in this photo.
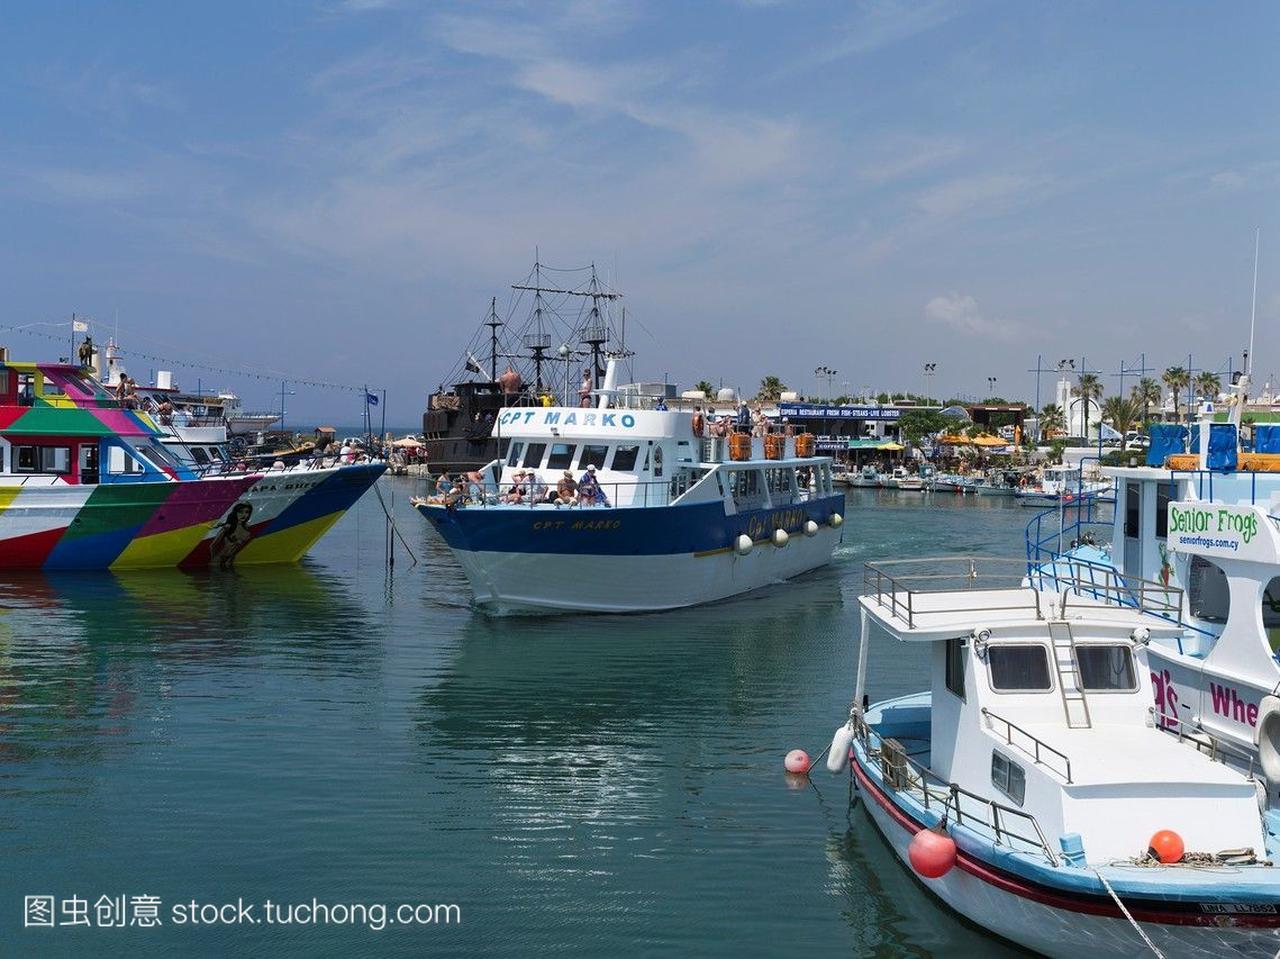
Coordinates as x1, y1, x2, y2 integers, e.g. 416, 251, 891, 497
421, 260, 626, 474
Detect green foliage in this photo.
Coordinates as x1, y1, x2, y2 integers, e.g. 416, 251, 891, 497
1047, 439, 1068, 464
695, 380, 714, 399
756, 375, 787, 401
1131, 377, 1161, 424
898, 410, 957, 444
1163, 366, 1189, 417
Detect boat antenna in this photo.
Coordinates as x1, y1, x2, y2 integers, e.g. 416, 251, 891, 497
1232, 228, 1260, 428
485, 296, 502, 383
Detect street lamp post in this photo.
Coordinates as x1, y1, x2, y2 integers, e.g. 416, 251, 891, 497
923, 363, 937, 404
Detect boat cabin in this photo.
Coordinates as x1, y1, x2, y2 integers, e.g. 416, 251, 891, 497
857, 559, 1265, 863
0, 359, 191, 485
490, 403, 833, 510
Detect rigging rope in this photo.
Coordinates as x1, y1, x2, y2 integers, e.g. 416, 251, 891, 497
1093, 868, 1164, 958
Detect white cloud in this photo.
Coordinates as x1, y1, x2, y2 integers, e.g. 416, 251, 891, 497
924, 293, 1021, 339
1209, 170, 1247, 191
914, 173, 1041, 218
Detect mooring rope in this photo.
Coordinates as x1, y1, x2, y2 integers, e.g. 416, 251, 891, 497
1093, 868, 1164, 958
373, 479, 419, 565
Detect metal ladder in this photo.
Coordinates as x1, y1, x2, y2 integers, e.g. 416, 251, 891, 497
1048, 620, 1092, 729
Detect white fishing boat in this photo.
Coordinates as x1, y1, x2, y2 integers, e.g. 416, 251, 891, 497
1016, 465, 1110, 506
825, 556, 1280, 958
848, 465, 882, 488
413, 358, 844, 613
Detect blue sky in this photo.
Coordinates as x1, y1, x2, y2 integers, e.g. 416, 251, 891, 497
1, 0, 1276, 420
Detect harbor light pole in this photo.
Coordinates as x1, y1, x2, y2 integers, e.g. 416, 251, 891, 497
923, 363, 937, 405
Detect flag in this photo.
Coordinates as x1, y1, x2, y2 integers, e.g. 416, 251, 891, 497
365, 392, 380, 406
72, 320, 89, 333
465, 352, 485, 376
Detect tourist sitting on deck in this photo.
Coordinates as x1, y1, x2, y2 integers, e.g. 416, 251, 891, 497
556, 470, 577, 505
736, 402, 751, 433
654, 397, 668, 411
444, 477, 467, 508
708, 410, 727, 438
506, 470, 528, 504
752, 410, 768, 437
525, 470, 548, 503
577, 464, 606, 506
435, 472, 452, 498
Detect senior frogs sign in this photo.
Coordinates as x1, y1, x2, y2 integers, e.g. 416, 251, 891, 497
1167, 502, 1279, 563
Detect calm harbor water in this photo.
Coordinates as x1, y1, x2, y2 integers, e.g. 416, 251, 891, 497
0, 481, 1050, 957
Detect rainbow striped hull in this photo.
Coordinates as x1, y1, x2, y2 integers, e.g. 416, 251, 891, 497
0, 463, 384, 570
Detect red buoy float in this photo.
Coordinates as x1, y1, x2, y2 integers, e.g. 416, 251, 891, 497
784, 749, 811, 774
909, 826, 957, 878
1148, 829, 1184, 864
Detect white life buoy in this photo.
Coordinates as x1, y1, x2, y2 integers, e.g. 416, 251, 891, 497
803, 519, 819, 537
734, 533, 754, 556
1256, 695, 1280, 788
772, 528, 789, 548
826, 724, 854, 773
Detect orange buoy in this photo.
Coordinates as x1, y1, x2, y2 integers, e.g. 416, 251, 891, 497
784, 749, 811, 774
1148, 829, 1184, 864
909, 826, 957, 878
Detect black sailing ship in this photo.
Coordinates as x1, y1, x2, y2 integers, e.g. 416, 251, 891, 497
421, 260, 626, 474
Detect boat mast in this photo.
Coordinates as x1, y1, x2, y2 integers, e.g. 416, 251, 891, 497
485, 296, 502, 383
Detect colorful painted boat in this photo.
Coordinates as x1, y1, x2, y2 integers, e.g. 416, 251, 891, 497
0, 357, 384, 569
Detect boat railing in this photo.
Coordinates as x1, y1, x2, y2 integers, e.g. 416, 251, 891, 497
862, 557, 1044, 629
429, 478, 681, 509
854, 713, 1060, 865
1147, 707, 1260, 780
1026, 556, 1184, 622
981, 708, 1073, 783
863, 555, 1182, 629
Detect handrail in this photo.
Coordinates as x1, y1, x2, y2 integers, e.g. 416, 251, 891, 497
854, 713, 1059, 865
863, 557, 1044, 629
1147, 707, 1259, 780
981, 707, 1073, 783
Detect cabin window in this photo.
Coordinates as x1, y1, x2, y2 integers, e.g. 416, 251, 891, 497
728, 469, 761, 501
1076, 645, 1137, 691
1263, 577, 1280, 654
652, 446, 663, 478
766, 468, 792, 495
0, 445, 4, 472
136, 445, 178, 472
1155, 485, 1171, 539
17, 373, 36, 406
1124, 482, 1140, 537
944, 637, 966, 699
991, 751, 1026, 805
522, 442, 547, 469
579, 445, 609, 470
612, 445, 640, 471
14, 445, 72, 474
107, 446, 144, 475
0, 370, 8, 394
546, 443, 575, 470
42, 377, 66, 397
506, 442, 525, 468
1187, 555, 1229, 623
191, 447, 210, 465
988, 645, 1052, 692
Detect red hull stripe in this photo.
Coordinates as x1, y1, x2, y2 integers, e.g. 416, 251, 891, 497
853, 756, 1280, 929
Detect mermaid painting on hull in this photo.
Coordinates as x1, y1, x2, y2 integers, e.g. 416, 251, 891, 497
210, 502, 254, 568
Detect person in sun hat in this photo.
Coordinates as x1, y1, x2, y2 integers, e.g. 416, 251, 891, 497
506, 469, 527, 504
556, 469, 577, 505
577, 463, 602, 506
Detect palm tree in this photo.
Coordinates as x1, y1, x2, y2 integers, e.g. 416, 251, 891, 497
1039, 403, 1065, 439
1194, 371, 1221, 405
695, 380, 714, 399
1130, 377, 1161, 425
1163, 366, 1189, 422
1102, 396, 1139, 439
1074, 372, 1103, 440
756, 375, 787, 401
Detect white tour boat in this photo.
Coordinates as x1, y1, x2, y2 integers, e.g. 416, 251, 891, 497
827, 556, 1280, 958
413, 360, 845, 613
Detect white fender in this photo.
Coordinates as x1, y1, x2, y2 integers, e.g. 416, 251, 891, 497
734, 533, 754, 556
826, 724, 854, 773
1255, 695, 1280, 788
829, 512, 843, 528
803, 519, 819, 537
771, 528, 789, 548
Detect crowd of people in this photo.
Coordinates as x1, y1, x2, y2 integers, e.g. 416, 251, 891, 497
426, 462, 612, 509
